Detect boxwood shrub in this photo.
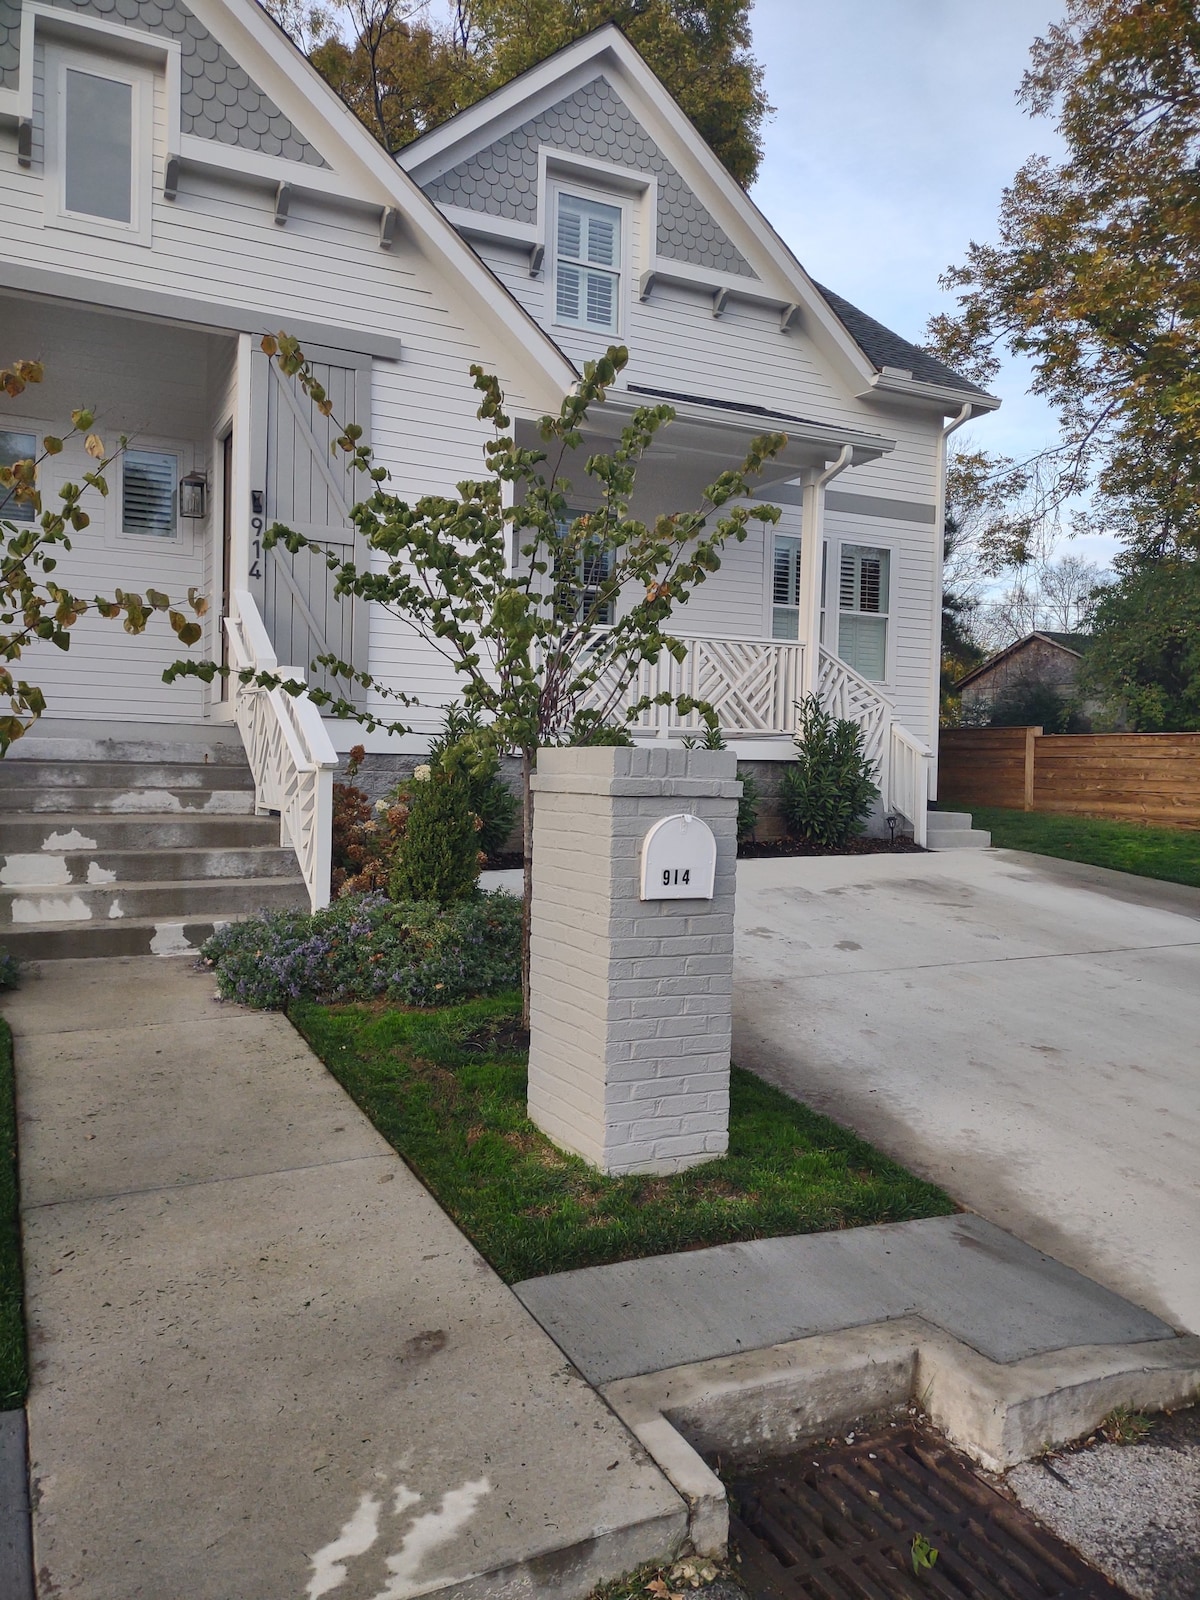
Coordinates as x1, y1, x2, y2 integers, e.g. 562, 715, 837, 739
201, 892, 521, 1010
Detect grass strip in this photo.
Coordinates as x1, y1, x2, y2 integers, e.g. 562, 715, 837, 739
292, 993, 953, 1283
961, 806, 1200, 890
0, 1018, 27, 1408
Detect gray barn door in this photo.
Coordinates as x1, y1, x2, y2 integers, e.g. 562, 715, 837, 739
262, 347, 371, 709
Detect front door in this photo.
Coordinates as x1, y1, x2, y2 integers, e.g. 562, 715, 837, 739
258, 346, 372, 709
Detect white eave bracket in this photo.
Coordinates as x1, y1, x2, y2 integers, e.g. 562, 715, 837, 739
379, 207, 399, 249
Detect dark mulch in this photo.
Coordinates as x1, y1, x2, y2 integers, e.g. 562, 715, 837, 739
738, 835, 925, 859
484, 851, 524, 871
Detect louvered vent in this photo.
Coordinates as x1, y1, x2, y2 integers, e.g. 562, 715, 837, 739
123, 450, 177, 537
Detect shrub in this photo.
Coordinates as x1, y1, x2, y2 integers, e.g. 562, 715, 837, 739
0, 951, 18, 991
390, 768, 482, 904
736, 767, 760, 842
429, 705, 517, 859
778, 694, 878, 848
200, 892, 521, 1010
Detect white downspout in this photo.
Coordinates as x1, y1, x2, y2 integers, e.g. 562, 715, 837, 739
797, 444, 854, 697
929, 401, 975, 800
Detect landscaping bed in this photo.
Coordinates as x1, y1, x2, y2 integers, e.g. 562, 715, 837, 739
956, 805, 1200, 890
738, 834, 924, 859
0, 1018, 25, 1408
291, 993, 954, 1283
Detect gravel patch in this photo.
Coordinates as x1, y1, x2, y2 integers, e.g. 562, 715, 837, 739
1007, 1409, 1200, 1600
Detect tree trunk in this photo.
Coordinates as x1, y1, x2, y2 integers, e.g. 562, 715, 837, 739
521, 745, 533, 1029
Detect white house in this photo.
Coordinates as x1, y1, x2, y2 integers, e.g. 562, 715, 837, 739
0, 0, 997, 955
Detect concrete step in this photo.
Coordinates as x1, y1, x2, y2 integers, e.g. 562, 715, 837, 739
0, 813, 282, 852
1, 915, 238, 962
927, 811, 975, 830
0, 876, 307, 930
5, 726, 248, 766
927, 826, 992, 850
0, 760, 254, 791
0, 786, 257, 815
1, 847, 301, 890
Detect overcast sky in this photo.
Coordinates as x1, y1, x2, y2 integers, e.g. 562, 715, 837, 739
748, 0, 1066, 469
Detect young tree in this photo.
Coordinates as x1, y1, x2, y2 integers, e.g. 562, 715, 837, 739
927, 0, 1200, 560
172, 336, 783, 1019
1, 359, 206, 754
276, 0, 771, 181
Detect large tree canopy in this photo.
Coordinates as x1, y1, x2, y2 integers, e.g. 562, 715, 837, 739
1081, 558, 1200, 729
279, 0, 769, 184
927, 0, 1200, 563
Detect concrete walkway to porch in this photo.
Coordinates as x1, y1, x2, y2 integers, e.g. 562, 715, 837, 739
3, 958, 683, 1600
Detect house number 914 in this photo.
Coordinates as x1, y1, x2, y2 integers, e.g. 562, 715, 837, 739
640, 814, 717, 901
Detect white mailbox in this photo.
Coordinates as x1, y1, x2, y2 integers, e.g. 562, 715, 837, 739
639, 813, 717, 900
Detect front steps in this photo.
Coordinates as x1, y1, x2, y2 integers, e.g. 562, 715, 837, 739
926, 809, 991, 851
1, 730, 308, 960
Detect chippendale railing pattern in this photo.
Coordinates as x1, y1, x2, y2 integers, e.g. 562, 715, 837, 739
816, 647, 890, 772
817, 647, 932, 842
225, 589, 339, 911
575, 636, 805, 737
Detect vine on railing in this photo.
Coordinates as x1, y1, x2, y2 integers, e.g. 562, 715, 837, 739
224, 589, 338, 911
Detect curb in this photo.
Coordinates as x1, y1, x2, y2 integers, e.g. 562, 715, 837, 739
0, 1409, 33, 1600
601, 1318, 1200, 1556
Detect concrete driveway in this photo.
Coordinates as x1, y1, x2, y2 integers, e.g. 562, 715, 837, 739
733, 848, 1200, 1335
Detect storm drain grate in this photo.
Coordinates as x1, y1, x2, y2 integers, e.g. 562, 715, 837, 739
727, 1425, 1128, 1599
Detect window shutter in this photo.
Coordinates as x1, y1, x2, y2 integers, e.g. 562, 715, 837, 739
557, 202, 583, 262
556, 262, 582, 322
584, 211, 617, 268
839, 547, 856, 610
585, 272, 614, 329
858, 553, 882, 613
123, 450, 176, 536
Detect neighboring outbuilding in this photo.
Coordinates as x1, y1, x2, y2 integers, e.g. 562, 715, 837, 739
958, 632, 1100, 729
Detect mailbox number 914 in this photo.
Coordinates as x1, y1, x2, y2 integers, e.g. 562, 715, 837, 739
662, 868, 691, 886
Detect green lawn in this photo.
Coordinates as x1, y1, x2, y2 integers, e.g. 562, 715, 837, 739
291, 994, 954, 1283
961, 806, 1200, 890
0, 1019, 26, 1408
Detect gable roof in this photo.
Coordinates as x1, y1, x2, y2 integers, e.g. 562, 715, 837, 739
400, 24, 999, 417
814, 285, 990, 400
957, 631, 1092, 691
2, 0, 579, 408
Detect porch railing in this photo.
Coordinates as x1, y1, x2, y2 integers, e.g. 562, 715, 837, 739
817, 648, 931, 842
577, 636, 804, 737
888, 721, 933, 847
225, 589, 338, 911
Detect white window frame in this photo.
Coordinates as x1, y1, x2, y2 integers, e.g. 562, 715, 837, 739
44, 40, 155, 247
110, 441, 196, 552
835, 539, 893, 685
549, 184, 626, 337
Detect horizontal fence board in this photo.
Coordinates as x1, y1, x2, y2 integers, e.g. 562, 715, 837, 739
940, 726, 1200, 828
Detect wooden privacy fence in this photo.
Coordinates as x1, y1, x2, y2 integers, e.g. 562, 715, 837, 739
939, 727, 1200, 830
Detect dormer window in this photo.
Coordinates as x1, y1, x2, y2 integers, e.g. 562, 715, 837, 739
46, 44, 154, 245
554, 193, 621, 334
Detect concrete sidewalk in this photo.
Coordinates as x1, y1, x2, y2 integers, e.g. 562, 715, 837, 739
3, 958, 683, 1600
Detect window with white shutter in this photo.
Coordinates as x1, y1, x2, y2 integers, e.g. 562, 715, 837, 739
0, 431, 37, 524
837, 544, 890, 680
771, 535, 800, 640
122, 449, 178, 538
554, 193, 622, 334
553, 514, 615, 625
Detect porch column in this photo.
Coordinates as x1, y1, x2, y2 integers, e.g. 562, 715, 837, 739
797, 446, 852, 698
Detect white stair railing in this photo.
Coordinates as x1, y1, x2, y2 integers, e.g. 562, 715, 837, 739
816, 647, 931, 844
888, 721, 933, 848
225, 589, 338, 911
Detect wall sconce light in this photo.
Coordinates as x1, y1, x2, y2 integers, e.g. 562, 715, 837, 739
179, 471, 208, 519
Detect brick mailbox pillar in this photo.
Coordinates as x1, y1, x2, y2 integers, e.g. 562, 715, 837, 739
527, 746, 740, 1175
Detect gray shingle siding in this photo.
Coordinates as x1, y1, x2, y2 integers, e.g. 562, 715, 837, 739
425, 76, 757, 279
0, 0, 327, 166
815, 282, 987, 396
